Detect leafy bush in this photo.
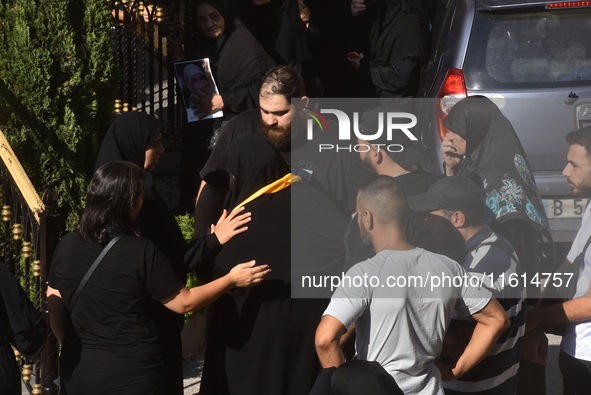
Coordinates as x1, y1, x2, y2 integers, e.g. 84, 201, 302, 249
175, 214, 204, 321
0, 0, 118, 229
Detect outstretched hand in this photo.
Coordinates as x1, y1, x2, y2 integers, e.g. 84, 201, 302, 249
229, 260, 271, 287
211, 207, 251, 245
191, 89, 224, 118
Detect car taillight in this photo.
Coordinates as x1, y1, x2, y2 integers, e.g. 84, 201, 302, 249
547, 1, 591, 8
436, 68, 467, 141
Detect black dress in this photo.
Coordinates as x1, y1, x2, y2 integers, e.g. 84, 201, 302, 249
96, 112, 219, 395
48, 233, 183, 394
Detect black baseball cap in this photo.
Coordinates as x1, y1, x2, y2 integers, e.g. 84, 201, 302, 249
407, 176, 485, 215
359, 107, 423, 168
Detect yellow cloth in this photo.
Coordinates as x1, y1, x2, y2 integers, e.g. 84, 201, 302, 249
232, 173, 301, 212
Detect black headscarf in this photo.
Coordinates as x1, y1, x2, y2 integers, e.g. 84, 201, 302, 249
227, 134, 290, 209
95, 112, 163, 200
243, 0, 310, 65
95, 112, 162, 169
192, 0, 275, 113
443, 96, 551, 237
368, 0, 429, 67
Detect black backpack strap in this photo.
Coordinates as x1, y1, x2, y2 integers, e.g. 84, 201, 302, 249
70, 235, 122, 307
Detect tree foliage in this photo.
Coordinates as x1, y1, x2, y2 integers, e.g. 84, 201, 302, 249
0, 0, 118, 228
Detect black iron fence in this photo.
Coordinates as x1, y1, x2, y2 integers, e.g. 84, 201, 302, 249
7, 3, 194, 392
0, 133, 61, 395
110, 0, 198, 147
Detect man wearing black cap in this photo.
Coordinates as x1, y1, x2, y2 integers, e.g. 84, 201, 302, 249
314, 176, 508, 395
409, 176, 525, 395
345, 107, 440, 267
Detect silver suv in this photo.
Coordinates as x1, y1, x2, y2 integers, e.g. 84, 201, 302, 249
416, 0, 591, 242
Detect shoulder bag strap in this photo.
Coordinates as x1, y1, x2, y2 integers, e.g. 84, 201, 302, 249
568, 233, 591, 276
576, 234, 591, 264
70, 235, 122, 307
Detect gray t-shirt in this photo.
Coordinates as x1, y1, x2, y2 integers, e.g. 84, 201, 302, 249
324, 248, 491, 395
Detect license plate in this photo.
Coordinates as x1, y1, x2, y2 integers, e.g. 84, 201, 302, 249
543, 199, 589, 218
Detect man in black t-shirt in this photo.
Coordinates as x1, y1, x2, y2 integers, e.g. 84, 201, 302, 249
345, 107, 440, 267
195, 66, 363, 235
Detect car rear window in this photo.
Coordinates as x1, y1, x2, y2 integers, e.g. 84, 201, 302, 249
464, 7, 591, 90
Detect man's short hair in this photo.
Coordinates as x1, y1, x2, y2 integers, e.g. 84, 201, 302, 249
358, 176, 410, 227
259, 66, 305, 102
566, 126, 591, 158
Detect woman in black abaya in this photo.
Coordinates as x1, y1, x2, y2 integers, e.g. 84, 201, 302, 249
442, 96, 554, 280
180, 0, 275, 211
95, 112, 250, 395
200, 134, 347, 395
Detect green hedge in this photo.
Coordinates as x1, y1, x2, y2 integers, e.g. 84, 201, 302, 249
0, 0, 118, 229
176, 214, 204, 321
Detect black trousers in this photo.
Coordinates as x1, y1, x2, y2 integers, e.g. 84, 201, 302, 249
309, 360, 403, 395
559, 350, 591, 395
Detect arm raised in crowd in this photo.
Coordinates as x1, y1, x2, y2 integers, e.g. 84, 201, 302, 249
47, 260, 270, 344
528, 280, 591, 327
161, 260, 270, 314
438, 298, 509, 381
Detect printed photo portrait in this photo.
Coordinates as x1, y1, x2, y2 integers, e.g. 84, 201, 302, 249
175, 58, 224, 122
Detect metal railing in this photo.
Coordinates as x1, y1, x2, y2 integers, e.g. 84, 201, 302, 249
109, 0, 196, 147
0, 130, 61, 395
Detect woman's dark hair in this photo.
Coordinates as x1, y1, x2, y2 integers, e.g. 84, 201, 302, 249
78, 161, 145, 244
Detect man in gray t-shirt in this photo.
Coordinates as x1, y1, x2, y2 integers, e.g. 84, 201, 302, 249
314, 176, 509, 395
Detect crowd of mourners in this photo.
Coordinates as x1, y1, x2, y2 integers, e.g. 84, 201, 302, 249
2, 0, 591, 394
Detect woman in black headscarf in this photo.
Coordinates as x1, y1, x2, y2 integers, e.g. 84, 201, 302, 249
189, 0, 275, 116
240, 0, 310, 68
200, 134, 346, 395
352, 0, 430, 98
179, 0, 275, 210
442, 96, 554, 282
95, 112, 251, 395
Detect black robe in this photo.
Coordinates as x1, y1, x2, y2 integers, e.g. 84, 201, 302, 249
191, 0, 276, 115
356, 0, 429, 97
200, 135, 347, 394
180, 0, 275, 210
241, 0, 310, 67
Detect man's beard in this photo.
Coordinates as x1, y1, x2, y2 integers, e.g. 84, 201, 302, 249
261, 120, 291, 151
570, 179, 591, 198
359, 155, 375, 179
359, 220, 374, 249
